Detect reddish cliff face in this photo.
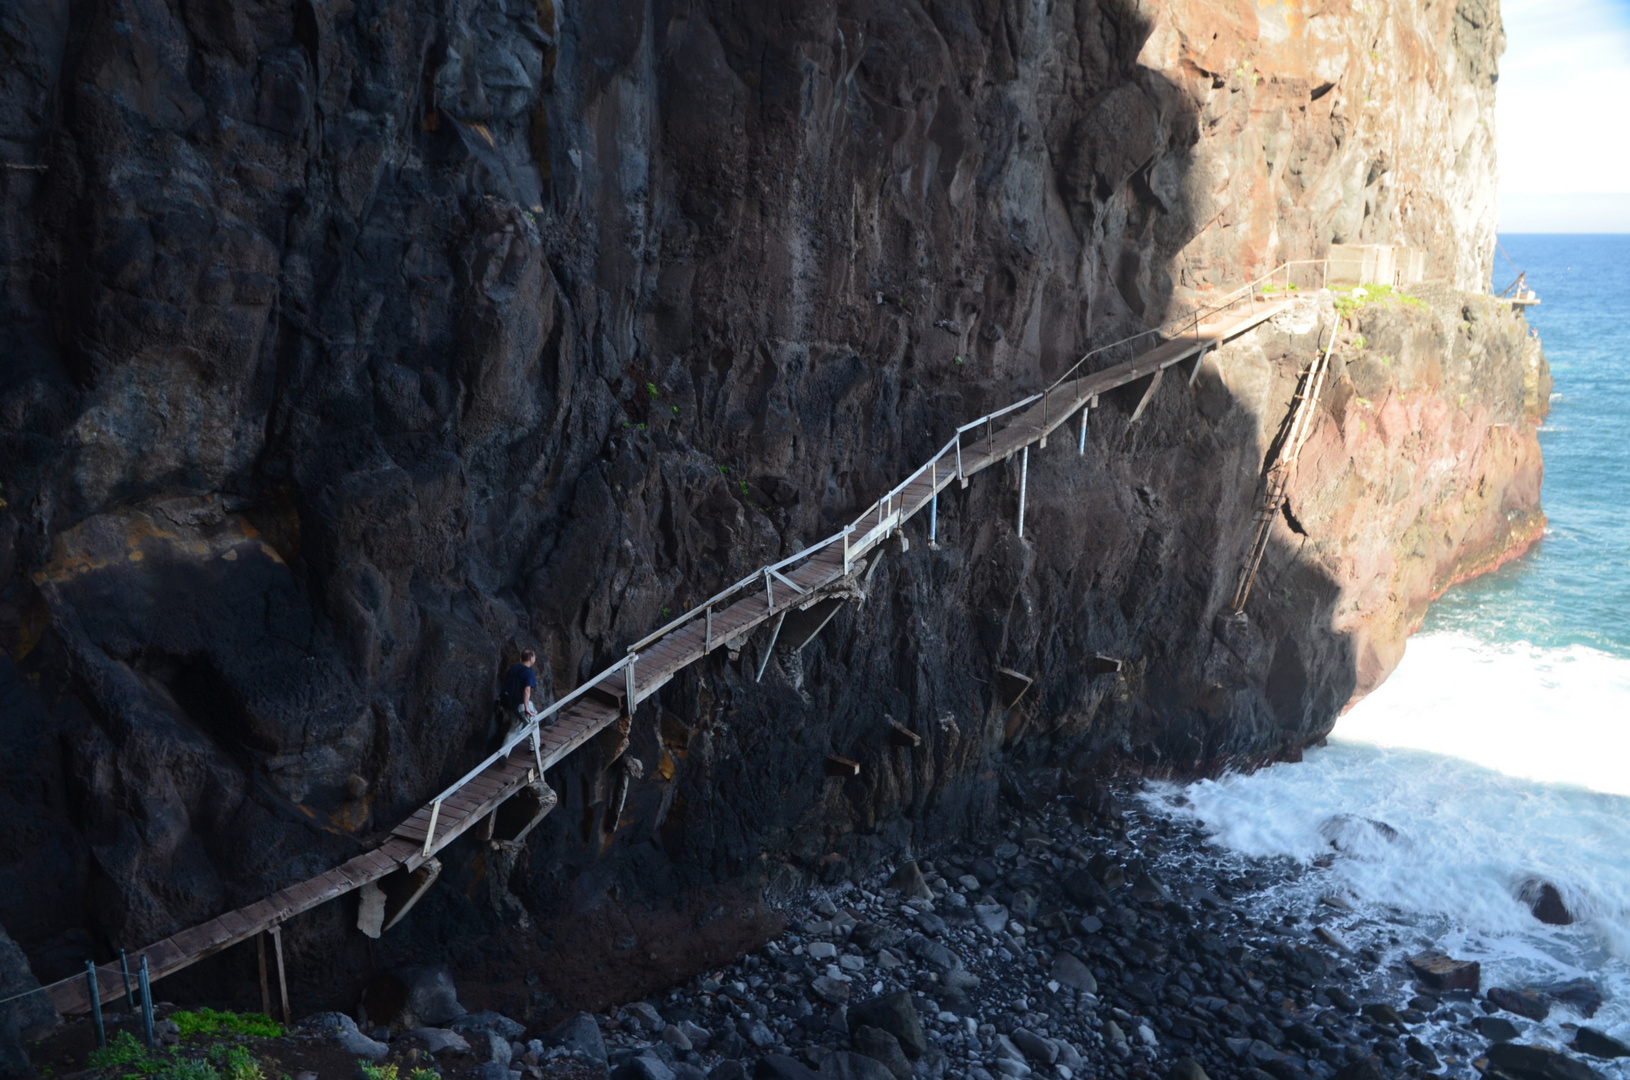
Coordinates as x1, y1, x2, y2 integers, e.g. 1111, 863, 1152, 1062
0, 0, 1542, 1010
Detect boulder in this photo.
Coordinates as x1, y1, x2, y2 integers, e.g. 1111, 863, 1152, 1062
1571, 1029, 1630, 1059
851, 1027, 912, 1080
887, 863, 933, 901
409, 1027, 471, 1055
399, 965, 464, 1026
0, 922, 58, 1079
847, 992, 926, 1058
755, 1054, 823, 1080
711, 1062, 748, 1080
1488, 988, 1550, 1022
1049, 953, 1097, 994
452, 1010, 526, 1041
552, 1013, 609, 1066
614, 1055, 676, 1080
1517, 879, 1574, 926
300, 1012, 389, 1060
902, 936, 959, 972
1010, 1029, 1057, 1064
820, 1051, 895, 1080
1407, 951, 1480, 993
1170, 1058, 1211, 1080
973, 905, 1009, 934
1485, 1043, 1604, 1080
485, 1031, 513, 1068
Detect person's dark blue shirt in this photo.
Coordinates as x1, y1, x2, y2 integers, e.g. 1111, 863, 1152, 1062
501, 663, 537, 707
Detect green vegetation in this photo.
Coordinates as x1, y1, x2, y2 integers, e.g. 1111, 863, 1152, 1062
358, 1063, 399, 1080
172, 1010, 282, 1041
88, 1032, 158, 1074
646, 382, 660, 400
410, 1069, 439, 1080
212, 1046, 263, 1080
1333, 282, 1428, 322
1258, 284, 1299, 294
162, 1060, 223, 1080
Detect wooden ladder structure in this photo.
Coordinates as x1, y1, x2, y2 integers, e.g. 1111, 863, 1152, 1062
45, 266, 1318, 1019
1229, 323, 1337, 613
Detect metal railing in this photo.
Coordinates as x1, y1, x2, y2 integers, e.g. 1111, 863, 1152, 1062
417, 260, 1328, 855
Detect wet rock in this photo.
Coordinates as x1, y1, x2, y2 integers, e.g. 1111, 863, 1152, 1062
1474, 1017, 1522, 1043
1170, 1058, 1210, 1080
711, 1062, 748, 1080
1407, 951, 1481, 993
1488, 988, 1550, 1022
888, 864, 933, 901
1572, 1029, 1630, 1059
847, 992, 926, 1058
1406, 1036, 1439, 1068
551, 1014, 608, 1066
1485, 1042, 1605, 1080
473, 1064, 521, 1080
1331, 1058, 1386, 1080
738, 1017, 776, 1047
1517, 880, 1574, 926
1360, 1004, 1405, 1030
809, 942, 839, 961
1540, 979, 1604, 1018
624, 1002, 666, 1033
852, 1026, 913, 1080
663, 1026, 693, 1052
1319, 816, 1400, 855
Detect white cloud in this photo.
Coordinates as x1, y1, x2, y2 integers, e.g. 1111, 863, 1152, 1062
1496, 0, 1630, 216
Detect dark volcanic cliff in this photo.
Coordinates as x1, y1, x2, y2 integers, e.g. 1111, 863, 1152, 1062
0, 0, 1543, 1021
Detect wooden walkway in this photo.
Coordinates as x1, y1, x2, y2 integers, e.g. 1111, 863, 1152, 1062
46, 285, 1300, 1018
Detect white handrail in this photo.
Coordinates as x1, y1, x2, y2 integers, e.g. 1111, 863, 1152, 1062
421, 260, 1320, 849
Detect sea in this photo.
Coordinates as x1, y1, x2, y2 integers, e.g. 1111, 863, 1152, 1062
1147, 234, 1630, 1071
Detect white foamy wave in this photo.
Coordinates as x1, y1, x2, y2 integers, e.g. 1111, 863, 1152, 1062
1342, 632, 1630, 797
1144, 632, 1630, 1062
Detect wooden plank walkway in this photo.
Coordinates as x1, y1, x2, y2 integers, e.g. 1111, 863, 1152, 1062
46, 292, 1297, 1018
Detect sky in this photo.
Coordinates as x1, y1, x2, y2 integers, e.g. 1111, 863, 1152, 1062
1497, 0, 1630, 231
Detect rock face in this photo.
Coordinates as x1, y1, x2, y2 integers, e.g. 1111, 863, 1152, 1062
0, 0, 1542, 1008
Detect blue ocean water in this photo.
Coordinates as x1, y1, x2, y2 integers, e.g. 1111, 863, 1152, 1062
1426, 234, 1630, 656
1146, 236, 1630, 1069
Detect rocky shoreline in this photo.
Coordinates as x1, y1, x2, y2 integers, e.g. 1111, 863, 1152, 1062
32, 783, 1626, 1080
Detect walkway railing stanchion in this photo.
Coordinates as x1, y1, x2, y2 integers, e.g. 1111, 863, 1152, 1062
764, 568, 774, 611
929, 458, 938, 545
422, 800, 442, 857
1017, 446, 1029, 538
1078, 401, 1090, 455
86, 962, 105, 1049
956, 437, 964, 484
120, 949, 132, 1009
625, 654, 638, 710
138, 956, 155, 1049
705, 605, 713, 653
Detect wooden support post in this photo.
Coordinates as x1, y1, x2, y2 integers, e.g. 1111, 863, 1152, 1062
1129, 368, 1165, 424
1017, 445, 1029, 539
269, 924, 290, 1026
824, 755, 861, 778
258, 932, 271, 1019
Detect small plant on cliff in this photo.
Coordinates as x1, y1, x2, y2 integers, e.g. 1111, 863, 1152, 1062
160, 1061, 222, 1080
646, 381, 660, 400
210, 1046, 262, 1080
172, 1009, 282, 1040
409, 1069, 439, 1080
87, 1031, 158, 1074
1353, 334, 1367, 350
357, 1064, 399, 1080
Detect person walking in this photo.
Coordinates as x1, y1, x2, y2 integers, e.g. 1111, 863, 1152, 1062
499, 649, 543, 737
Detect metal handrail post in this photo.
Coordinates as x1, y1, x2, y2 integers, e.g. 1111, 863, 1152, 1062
86, 962, 105, 1049
705, 605, 713, 653
625, 653, 638, 709
422, 799, 442, 857
764, 568, 774, 610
